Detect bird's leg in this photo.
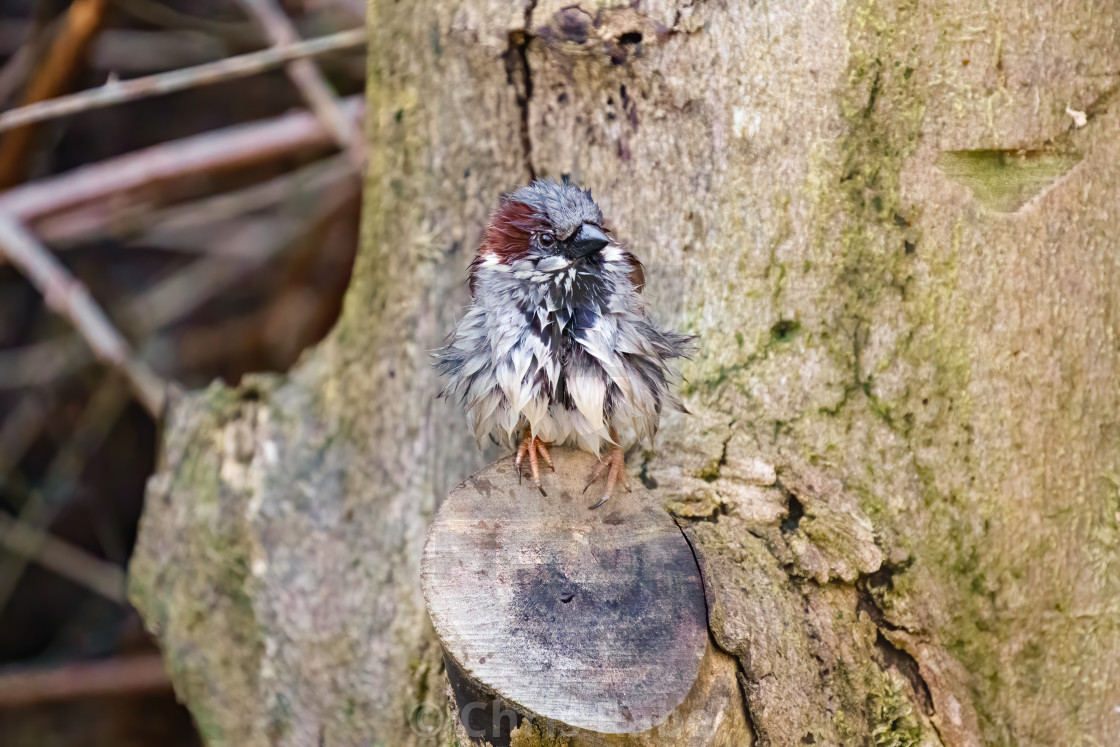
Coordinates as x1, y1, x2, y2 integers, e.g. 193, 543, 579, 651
584, 429, 631, 509
515, 438, 530, 485
515, 434, 551, 496
536, 439, 555, 472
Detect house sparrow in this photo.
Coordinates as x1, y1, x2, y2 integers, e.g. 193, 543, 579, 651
436, 179, 693, 508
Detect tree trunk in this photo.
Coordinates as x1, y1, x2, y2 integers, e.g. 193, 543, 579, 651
129, 0, 1120, 745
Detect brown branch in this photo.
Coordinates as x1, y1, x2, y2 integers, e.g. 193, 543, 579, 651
234, 0, 365, 168
41, 150, 354, 246
0, 0, 110, 188
123, 168, 360, 332
0, 17, 64, 107
0, 213, 165, 417
0, 156, 356, 390
0, 95, 363, 225
0, 513, 128, 603
0, 28, 367, 133
0, 654, 170, 707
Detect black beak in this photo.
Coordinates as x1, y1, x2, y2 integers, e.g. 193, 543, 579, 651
566, 224, 610, 259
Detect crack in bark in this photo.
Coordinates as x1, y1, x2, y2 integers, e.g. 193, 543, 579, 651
732, 669, 761, 744
672, 513, 711, 623
503, 1, 538, 180
856, 572, 936, 720
690, 481, 938, 743
780, 493, 805, 534
672, 516, 759, 741
699, 426, 734, 483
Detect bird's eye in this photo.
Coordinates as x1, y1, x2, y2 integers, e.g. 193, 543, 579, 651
538, 232, 556, 248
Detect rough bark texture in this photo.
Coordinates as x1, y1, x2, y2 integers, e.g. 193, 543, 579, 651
130, 0, 1120, 745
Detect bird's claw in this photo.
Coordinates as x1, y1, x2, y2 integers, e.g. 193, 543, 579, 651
584, 443, 629, 510
515, 435, 552, 496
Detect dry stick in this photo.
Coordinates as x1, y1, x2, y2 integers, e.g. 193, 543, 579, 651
0, 28, 367, 134
0, 513, 128, 603
41, 151, 354, 245
0, 36, 35, 105
0, 17, 64, 107
0, 214, 165, 417
0, 0, 110, 188
0, 396, 50, 547
234, 0, 365, 168
0, 654, 170, 707
140, 177, 361, 370
0, 157, 357, 389
0, 95, 363, 225
124, 170, 361, 333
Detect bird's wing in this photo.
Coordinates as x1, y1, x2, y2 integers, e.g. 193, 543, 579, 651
622, 250, 645, 293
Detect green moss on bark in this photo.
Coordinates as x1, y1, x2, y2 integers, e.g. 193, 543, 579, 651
129, 383, 268, 746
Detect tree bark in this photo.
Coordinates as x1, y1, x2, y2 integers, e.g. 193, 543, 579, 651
130, 0, 1120, 745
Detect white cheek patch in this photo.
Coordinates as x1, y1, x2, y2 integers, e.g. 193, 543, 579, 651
601, 243, 625, 263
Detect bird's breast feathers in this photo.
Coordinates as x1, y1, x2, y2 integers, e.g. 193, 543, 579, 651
438, 243, 689, 455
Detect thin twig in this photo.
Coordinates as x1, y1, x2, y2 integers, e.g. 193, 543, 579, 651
0, 157, 357, 389
234, 0, 365, 168
0, 513, 128, 603
0, 17, 63, 107
0, 654, 170, 707
124, 170, 360, 332
0, 213, 165, 416
0, 95, 363, 225
41, 151, 354, 246
0, 28, 367, 133
0, 0, 110, 188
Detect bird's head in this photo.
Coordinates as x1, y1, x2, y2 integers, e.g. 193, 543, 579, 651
476, 178, 611, 273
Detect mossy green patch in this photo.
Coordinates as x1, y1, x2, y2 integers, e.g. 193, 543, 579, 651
937, 149, 1082, 213
870, 676, 923, 747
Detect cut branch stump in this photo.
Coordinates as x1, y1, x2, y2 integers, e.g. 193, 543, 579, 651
422, 449, 749, 745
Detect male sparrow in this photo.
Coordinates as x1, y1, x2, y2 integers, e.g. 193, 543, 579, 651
436, 179, 693, 508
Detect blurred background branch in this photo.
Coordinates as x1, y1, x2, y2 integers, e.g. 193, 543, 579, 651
0, 213, 167, 416
0, 27, 366, 133
0, 0, 109, 188
0, 1, 365, 743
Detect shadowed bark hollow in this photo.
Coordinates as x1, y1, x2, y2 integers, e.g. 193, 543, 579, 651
130, 0, 1120, 745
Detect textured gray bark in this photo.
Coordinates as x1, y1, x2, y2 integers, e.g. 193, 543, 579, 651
130, 0, 1120, 745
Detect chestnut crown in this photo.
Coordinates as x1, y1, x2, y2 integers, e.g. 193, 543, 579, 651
481, 179, 611, 263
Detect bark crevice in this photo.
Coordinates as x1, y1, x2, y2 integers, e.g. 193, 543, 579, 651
503, 0, 538, 180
